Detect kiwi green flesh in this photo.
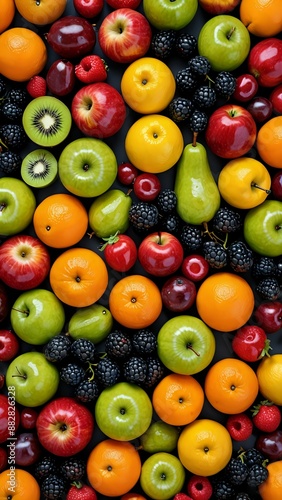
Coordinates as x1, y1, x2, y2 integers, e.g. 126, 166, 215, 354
22, 96, 72, 147
21, 149, 58, 188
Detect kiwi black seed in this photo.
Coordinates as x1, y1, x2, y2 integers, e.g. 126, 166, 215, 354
22, 96, 72, 147
21, 149, 58, 188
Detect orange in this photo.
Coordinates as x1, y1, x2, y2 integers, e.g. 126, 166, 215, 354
0, 0, 15, 34
87, 439, 141, 497
33, 193, 88, 249
240, 0, 282, 37
152, 373, 204, 426
259, 460, 282, 499
196, 272, 255, 332
109, 274, 162, 329
256, 116, 282, 169
0, 27, 47, 82
15, 0, 67, 25
256, 354, 282, 405
0, 468, 40, 500
204, 358, 259, 414
177, 419, 233, 476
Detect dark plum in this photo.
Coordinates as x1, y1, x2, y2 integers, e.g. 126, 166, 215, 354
46, 16, 96, 59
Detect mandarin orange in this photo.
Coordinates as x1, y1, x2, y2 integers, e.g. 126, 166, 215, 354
256, 116, 282, 169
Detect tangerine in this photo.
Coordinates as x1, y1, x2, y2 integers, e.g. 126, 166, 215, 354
109, 274, 162, 329
0, 27, 47, 82
0, 468, 40, 500
196, 272, 255, 332
15, 0, 67, 26
0, 0, 15, 34
33, 193, 88, 249
256, 354, 282, 405
259, 460, 282, 499
240, 0, 282, 37
204, 358, 259, 414
152, 373, 205, 426
87, 439, 141, 497
256, 116, 282, 169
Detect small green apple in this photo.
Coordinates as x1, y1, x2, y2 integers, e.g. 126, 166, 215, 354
88, 189, 132, 238
198, 15, 251, 71
243, 200, 282, 257
157, 315, 216, 375
140, 452, 186, 500
58, 137, 118, 197
143, 0, 198, 30
139, 420, 180, 453
67, 303, 113, 343
95, 381, 153, 441
0, 177, 36, 237
6, 352, 60, 407
10, 289, 65, 345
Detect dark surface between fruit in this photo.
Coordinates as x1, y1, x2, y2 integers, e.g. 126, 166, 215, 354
0, 2, 281, 500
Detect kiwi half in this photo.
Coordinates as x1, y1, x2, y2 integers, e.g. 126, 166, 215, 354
21, 149, 58, 188
22, 96, 72, 147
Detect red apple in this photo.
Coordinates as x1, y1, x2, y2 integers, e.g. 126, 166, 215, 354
205, 104, 257, 159
36, 397, 94, 457
253, 301, 282, 333
269, 84, 282, 115
181, 254, 210, 282
161, 275, 197, 312
0, 282, 9, 323
233, 73, 259, 102
0, 329, 20, 362
232, 325, 270, 362
248, 37, 282, 87
138, 231, 184, 277
0, 394, 20, 444
198, 0, 240, 15
98, 8, 152, 63
71, 82, 126, 138
15, 432, 42, 466
0, 235, 51, 290
74, 0, 104, 18
271, 170, 282, 201
106, 0, 142, 8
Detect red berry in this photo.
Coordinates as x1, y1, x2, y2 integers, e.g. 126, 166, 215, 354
66, 483, 97, 500
75, 55, 108, 84
187, 475, 213, 500
226, 412, 253, 441
26, 76, 46, 98
252, 400, 281, 432
173, 494, 193, 500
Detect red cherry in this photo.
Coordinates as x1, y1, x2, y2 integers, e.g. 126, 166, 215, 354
181, 254, 209, 282
247, 96, 273, 123
20, 408, 38, 430
117, 162, 139, 185
133, 173, 161, 201
233, 73, 259, 102
269, 84, 282, 115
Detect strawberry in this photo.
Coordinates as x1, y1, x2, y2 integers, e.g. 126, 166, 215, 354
226, 412, 253, 441
252, 400, 281, 432
66, 483, 97, 500
26, 75, 47, 98
75, 55, 108, 83
173, 494, 193, 500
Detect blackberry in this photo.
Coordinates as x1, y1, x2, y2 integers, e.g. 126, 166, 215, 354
175, 33, 197, 59
60, 457, 86, 481
0, 151, 22, 174
180, 224, 203, 251
6, 88, 29, 107
214, 71, 237, 99
252, 256, 277, 279
0, 76, 7, 96
189, 110, 208, 134
150, 30, 176, 59
60, 363, 86, 386
189, 55, 212, 79
105, 330, 132, 360
242, 448, 265, 468
168, 96, 194, 122
1, 102, 23, 121
212, 207, 242, 233
41, 474, 66, 499
214, 479, 235, 499
71, 338, 96, 363
34, 455, 57, 480
75, 379, 100, 403
277, 258, 282, 277
143, 356, 165, 388
44, 334, 72, 363
132, 329, 157, 355
192, 85, 217, 108
227, 241, 253, 273
225, 458, 249, 485
95, 357, 121, 387
123, 356, 147, 384
246, 463, 268, 488
256, 277, 281, 300
0, 124, 27, 151
202, 240, 228, 269
129, 202, 159, 232
159, 213, 180, 234
235, 494, 251, 500
176, 67, 197, 94
157, 188, 177, 214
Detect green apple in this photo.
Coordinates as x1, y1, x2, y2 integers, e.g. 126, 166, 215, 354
67, 303, 113, 343
143, 0, 198, 30
10, 289, 65, 345
0, 177, 36, 237
95, 381, 153, 441
139, 420, 180, 453
88, 189, 132, 238
140, 452, 186, 500
5, 352, 59, 407
243, 200, 282, 257
58, 137, 118, 197
198, 15, 251, 71
157, 315, 216, 375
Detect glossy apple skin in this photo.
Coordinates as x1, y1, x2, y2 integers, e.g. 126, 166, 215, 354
205, 104, 257, 158
243, 200, 282, 257
0, 394, 20, 444
74, 0, 103, 17
0, 178, 36, 237
103, 234, 138, 272
161, 275, 197, 312
0, 283, 9, 323
233, 73, 259, 102
143, 0, 198, 31
181, 255, 209, 282
36, 397, 94, 456
71, 82, 126, 139
0, 329, 19, 362
106, 0, 142, 8
0, 235, 50, 291
98, 8, 152, 64
46, 15, 96, 58
15, 432, 42, 466
253, 301, 282, 333
133, 173, 161, 201
140, 452, 186, 500
269, 84, 282, 115
199, 0, 240, 14
232, 325, 268, 362
248, 38, 282, 87
117, 162, 139, 185
247, 96, 273, 123
256, 430, 282, 461
46, 59, 75, 96
138, 232, 184, 277
271, 170, 282, 200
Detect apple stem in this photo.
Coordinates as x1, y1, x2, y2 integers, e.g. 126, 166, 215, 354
227, 26, 236, 40
251, 182, 271, 195
0, 202, 6, 212
186, 343, 200, 356
11, 307, 29, 316
126, 188, 133, 197
157, 231, 162, 245
12, 366, 27, 379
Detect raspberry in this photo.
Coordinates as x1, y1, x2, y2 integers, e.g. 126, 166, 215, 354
187, 475, 213, 500
226, 412, 253, 441
75, 55, 108, 83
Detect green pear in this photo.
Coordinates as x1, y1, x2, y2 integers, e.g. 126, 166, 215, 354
67, 304, 113, 344
174, 141, 220, 225
88, 189, 132, 238
140, 420, 180, 453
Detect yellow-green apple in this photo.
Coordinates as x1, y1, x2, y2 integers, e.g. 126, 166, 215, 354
139, 421, 180, 453
98, 8, 152, 63
67, 304, 113, 344
138, 231, 184, 277
10, 289, 65, 345
0, 329, 19, 362
0, 177, 36, 237
140, 452, 186, 500
218, 157, 271, 209
36, 397, 94, 456
199, 0, 240, 15
243, 200, 282, 257
5, 352, 60, 407
0, 394, 20, 443
0, 235, 50, 290
198, 15, 251, 71
143, 0, 198, 30
247, 38, 282, 87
